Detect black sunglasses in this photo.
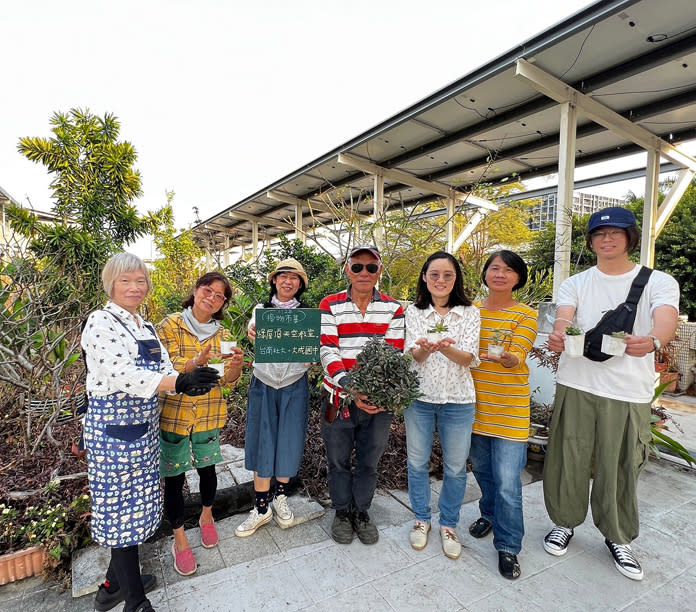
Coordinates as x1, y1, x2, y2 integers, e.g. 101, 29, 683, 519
350, 263, 379, 274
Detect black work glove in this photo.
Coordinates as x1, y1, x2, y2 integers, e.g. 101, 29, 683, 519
175, 367, 220, 396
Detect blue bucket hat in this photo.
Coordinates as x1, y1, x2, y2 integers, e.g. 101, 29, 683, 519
587, 206, 637, 233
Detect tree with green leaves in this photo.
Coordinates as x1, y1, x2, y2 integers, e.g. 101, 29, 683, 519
145, 193, 205, 323
10, 108, 164, 306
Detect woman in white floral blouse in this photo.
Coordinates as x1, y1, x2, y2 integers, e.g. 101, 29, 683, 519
404, 251, 480, 561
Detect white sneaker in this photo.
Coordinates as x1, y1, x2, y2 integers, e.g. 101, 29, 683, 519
234, 507, 273, 537
440, 527, 461, 559
272, 494, 294, 528
409, 521, 431, 550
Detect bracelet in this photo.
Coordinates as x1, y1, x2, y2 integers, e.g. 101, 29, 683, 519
554, 317, 574, 325
192, 354, 199, 367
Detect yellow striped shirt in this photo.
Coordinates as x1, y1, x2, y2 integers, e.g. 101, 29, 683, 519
470, 302, 538, 441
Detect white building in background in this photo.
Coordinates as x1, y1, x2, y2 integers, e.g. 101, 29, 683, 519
526, 192, 625, 231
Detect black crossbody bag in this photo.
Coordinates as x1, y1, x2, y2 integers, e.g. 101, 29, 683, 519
583, 266, 653, 362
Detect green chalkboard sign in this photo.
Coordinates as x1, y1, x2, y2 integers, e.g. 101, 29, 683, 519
255, 308, 321, 363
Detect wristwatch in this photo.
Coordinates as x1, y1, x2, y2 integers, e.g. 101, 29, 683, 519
649, 335, 661, 352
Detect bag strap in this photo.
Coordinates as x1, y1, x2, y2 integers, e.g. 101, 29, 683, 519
625, 266, 653, 306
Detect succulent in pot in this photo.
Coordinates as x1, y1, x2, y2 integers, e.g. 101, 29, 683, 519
425, 320, 449, 343
207, 356, 225, 376
564, 326, 585, 358
601, 330, 627, 356
220, 329, 237, 355
488, 329, 512, 358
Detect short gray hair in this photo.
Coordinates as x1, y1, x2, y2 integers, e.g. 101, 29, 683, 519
102, 252, 152, 298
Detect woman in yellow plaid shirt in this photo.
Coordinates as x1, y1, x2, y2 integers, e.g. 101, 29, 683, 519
157, 272, 243, 577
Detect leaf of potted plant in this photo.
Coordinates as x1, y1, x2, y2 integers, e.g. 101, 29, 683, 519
207, 356, 225, 376
488, 329, 512, 358
219, 329, 237, 355
601, 330, 627, 356
343, 337, 422, 414
425, 320, 449, 343
564, 326, 585, 357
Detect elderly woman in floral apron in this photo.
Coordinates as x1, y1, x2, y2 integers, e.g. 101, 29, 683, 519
82, 253, 220, 612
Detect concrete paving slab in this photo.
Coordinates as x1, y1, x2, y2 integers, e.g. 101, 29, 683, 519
228, 460, 254, 484
302, 581, 393, 612
70, 544, 109, 597
216, 525, 280, 569
338, 528, 415, 580
268, 518, 329, 553
219, 444, 245, 462
288, 544, 369, 603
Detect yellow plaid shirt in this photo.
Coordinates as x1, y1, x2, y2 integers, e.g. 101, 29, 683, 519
157, 312, 233, 436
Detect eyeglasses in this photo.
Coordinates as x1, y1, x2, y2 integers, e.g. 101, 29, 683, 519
199, 286, 227, 302
592, 229, 625, 240
350, 263, 380, 274
426, 272, 455, 282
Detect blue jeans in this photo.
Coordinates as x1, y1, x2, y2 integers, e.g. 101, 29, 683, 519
469, 433, 527, 554
404, 400, 474, 528
320, 401, 392, 512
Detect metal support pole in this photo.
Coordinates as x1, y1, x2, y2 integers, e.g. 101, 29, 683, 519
446, 193, 455, 253
295, 201, 306, 244
640, 149, 660, 267
552, 100, 577, 301
373, 173, 385, 251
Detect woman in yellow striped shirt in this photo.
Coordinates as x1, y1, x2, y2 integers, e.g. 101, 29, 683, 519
468, 250, 537, 580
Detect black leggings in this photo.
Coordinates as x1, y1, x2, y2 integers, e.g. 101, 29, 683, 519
164, 465, 217, 529
105, 545, 146, 612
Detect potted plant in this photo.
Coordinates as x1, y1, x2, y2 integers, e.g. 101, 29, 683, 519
650, 380, 696, 465
343, 337, 422, 414
426, 320, 449, 343
564, 326, 585, 357
220, 329, 237, 355
207, 356, 225, 376
0, 493, 91, 585
488, 329, 512, 358
601, 330, 627, 356
527, 400, 553, 461
654, 339, 679, 393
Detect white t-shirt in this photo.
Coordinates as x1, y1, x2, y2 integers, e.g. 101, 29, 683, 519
556, 265, 679, 403
405, 303, 480, 404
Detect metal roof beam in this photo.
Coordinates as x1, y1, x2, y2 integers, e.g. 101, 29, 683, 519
228, 210, 295, 231
337, 153, 497, 211
515, 59, 696, 171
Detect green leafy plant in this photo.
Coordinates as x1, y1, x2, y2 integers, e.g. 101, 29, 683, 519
426, 321, 449, 334
611, 331, 627, 339
208, 356, 223, 364
491, 329, 512, 345
650, 382, 696, 466
565, 326, 583, 336
343, 338, 422, 414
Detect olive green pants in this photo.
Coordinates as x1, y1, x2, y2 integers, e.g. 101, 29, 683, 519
543, 384, 652, 544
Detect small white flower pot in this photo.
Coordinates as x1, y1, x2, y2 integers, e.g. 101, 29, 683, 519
488, 343, 505, 358
426, 332, 442, 344
208, 362, 225, 376
220, 340, 237, 354
601, 334, 626, 356
564, 333, 585, 357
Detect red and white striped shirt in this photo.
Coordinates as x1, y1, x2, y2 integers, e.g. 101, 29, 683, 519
319, 287, 405, 394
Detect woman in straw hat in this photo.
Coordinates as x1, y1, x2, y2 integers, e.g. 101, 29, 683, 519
235, 258, 312, 537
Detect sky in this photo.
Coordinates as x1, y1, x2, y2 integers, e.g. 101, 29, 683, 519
3, 0, 689, 256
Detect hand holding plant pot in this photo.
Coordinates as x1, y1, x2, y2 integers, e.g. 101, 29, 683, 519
220, 329, 237, 355
344, 337, 422, 414
564, 326, 585, 357
602, 330, 627, 356
207, 356, 225, 376
487, 329, 512, 358
425, 320, 449, 344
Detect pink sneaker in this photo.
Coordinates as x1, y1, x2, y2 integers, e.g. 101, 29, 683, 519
199, 520, 219, 548
172, 542, 197, 576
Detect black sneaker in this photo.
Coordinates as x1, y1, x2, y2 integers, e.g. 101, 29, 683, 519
605, 539, 644, 581
331, 509, 354, 544
543, 525, 574, 556
498, 551, 521, 580
131, 600, 155, 612
352, 509, 379, 545
469, 517, 493, 539
94, 574, 156, 612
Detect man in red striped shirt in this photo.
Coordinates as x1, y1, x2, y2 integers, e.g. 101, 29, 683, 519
319, 245, 405, 545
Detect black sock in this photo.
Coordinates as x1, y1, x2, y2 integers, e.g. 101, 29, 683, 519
275, 482, 287, 497
256, 490, 269, 514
